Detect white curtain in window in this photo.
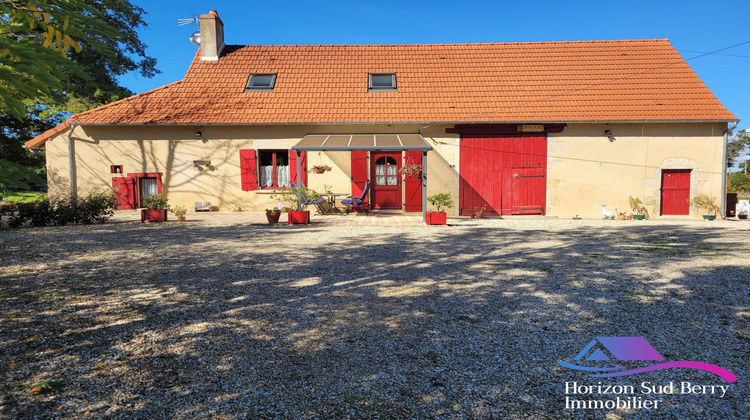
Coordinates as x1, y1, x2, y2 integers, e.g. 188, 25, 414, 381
277, 164, 289, 187
375, 166, 386, 185
387, 165, 397, 185
260, 166, 273, 188
141, 178, 158, 200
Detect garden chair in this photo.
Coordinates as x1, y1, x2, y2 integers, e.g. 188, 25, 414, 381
341, 182, 370, 215
290, 183, 326, 214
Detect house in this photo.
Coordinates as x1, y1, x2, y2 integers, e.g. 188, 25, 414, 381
26, 10, 738, 218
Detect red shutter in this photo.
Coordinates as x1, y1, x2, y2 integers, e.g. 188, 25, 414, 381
239, 149, 258, 191
112, 177, 136, 209
404, 151, 422, 211
351, 151, 368, 199
289, 151, 307, 186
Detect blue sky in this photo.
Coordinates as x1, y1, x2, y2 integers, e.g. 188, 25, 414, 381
120, 1, 750, 157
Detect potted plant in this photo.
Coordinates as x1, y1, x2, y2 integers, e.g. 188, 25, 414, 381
690, 194, 720, 220
738, 208, 748, 220
265, 208, 281, 223
628, 196, 648, 220
271, 186, 321, 224
309, 164, 331, 174
426, 192, 453, 225
141, 194, 168, 222
399, 164, 423, 177
323, 184, 333, 194
172, 204, 187, 222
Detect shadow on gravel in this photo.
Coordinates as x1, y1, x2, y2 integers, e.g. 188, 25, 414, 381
1, 222, 748, 418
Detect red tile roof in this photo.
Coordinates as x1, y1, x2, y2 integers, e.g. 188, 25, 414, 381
71, 39, 738, 125
25, 121, 69, 149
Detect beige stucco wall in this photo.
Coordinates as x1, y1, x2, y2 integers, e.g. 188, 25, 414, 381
44, 124, 460, 213
44, 122, 726, 218
547, 123, 726, 218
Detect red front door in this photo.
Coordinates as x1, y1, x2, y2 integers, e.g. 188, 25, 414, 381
371, 152, 402, 210
661, 169, 691, 215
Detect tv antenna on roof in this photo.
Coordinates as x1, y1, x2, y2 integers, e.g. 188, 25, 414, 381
177, 17, 201, 46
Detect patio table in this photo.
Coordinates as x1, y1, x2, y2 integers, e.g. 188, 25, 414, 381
320, 193, 349, 214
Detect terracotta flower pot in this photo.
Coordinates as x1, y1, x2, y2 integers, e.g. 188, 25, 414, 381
266, 212, 281, 223
177, 216, 186, 222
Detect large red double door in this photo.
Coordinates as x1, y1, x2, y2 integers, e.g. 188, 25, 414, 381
459, 134, 547, 215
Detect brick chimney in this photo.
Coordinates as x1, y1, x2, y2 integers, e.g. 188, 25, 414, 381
199, 10, 224, 61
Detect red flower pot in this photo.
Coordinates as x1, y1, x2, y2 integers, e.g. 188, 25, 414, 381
141, 209, 167, 222
426, 211, 447, 225
288, 210, 310, 224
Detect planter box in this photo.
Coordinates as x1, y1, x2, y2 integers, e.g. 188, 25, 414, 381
426, 211, 447, 225
141, 208, 167, 222
703, 215, 717, 221
632, 214, 645, 220
288, 210, 310, 225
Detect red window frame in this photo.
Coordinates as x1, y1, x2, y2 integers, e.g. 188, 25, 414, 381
258, 150, 290, 189
111, 165, 123, 174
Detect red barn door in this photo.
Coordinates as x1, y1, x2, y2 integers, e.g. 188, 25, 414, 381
460, 134, 546, 215
661, 169, 691, 215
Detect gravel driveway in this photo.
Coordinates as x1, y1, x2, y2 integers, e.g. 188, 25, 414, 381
1, 219, 748, 419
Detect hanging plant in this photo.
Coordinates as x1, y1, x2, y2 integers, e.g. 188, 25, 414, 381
399, 163, 423, 177
309, 164, 331, 174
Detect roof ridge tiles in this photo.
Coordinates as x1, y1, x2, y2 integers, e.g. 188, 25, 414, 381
224, 38, 671, 49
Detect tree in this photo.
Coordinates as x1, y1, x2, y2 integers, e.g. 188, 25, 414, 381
727, 171, 750, 194
726, 129, 750, 168
0, 0, 158, 190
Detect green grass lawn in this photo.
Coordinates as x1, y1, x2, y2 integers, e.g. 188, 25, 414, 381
2, 191, 46, 203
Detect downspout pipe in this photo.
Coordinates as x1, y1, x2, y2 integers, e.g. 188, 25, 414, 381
722, 121, 739, 219
67, 123, 77, 200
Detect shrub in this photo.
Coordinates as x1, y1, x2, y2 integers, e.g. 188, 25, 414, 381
143, 194, 168, 209
427, 193, 454, 213
0, 189, 116, 228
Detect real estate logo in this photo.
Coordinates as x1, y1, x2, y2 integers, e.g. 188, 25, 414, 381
559, 336, 736, 382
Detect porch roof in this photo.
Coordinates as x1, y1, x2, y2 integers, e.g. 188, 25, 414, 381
291, 134, 433, 152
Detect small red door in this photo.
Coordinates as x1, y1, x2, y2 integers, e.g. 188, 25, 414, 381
661, 169, 691, 215
112, 177, 136, 209
511, 168, 546, 214
371, 151, 401, 210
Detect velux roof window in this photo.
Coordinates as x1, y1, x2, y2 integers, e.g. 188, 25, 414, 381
369, 73, 397, 91
245, 73, 277, 91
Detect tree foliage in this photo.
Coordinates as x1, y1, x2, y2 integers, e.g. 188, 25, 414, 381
726, 129, 750, 168
0, 0, 158, 190
727, 172, 750, 194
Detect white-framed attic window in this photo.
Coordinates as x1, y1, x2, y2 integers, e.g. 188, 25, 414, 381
368, 73, 397, 91
245, 73, 277, 91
